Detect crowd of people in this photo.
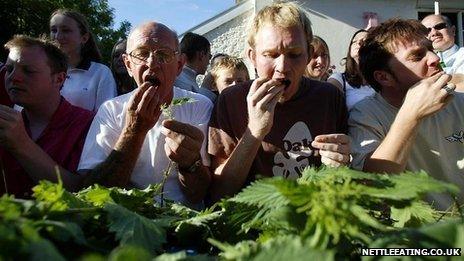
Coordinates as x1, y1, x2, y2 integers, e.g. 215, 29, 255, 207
1, 2, 463, 210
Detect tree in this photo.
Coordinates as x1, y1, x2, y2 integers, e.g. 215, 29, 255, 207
0, 0, 131, 65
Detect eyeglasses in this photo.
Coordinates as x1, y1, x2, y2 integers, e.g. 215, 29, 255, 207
128, 47, 179, 65
426, 22, 448, 33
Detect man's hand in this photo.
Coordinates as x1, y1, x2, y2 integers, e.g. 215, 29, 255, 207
246, 77, 285, 140
401, 72, 454, 121
161, 119, 203, 169
312, 134, 351, 167
125, 82, 162, 134
0, 105, 31, 151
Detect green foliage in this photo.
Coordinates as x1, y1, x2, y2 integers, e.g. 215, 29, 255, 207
105, 203, 170, 254
0, 0, 131, 64
0, 167, 462, 259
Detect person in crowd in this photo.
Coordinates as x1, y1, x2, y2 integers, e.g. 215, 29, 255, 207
208, 2, 350, 202
111, 39, 136, 95
0, 35, 94, 197
200, 53, 228, 94
78, 21, 213, 209
304, 36, 332, 81
174, 32, 216, 102
421, 14, 464, 74
349, 18, 464, 210
210, 56, 249, 94
327, 29, 375, 110
50, 9, 117, 111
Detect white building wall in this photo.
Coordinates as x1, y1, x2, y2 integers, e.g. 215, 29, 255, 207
204, 10, 252, 61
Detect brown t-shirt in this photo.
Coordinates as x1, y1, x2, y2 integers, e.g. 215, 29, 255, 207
209, 77, 348, 183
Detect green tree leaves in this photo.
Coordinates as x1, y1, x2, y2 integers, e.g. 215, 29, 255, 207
0, 0, 131, 64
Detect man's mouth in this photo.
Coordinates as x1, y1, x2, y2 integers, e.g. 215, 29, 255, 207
145, 75, 161, 86
280, 79, 291, 90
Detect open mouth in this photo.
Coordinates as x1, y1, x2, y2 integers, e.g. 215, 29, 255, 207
145, 75, 161, 86
280, 79, 291, 90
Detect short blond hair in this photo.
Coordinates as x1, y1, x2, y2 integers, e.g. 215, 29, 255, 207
211, 56, 250, 82
247, 1, 313, 54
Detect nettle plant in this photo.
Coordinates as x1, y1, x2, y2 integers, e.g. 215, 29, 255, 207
2, 167, 463, 260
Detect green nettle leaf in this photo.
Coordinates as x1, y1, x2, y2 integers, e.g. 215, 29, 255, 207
232, 178, 290, 208
77, 185, 113, 207
27, 238, 66, 261
361, 171, 459, 201
35, 220, 87, 245
104, 203, 170, 254
32, 180, 90, 211
391, 201, 436, 228
0, 195, 23, 220
107, 245, 152, 261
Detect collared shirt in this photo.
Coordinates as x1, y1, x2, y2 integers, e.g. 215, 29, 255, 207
438, 44, 464, 74
174, 66, 217, 102
61, 59, 117, 112
0, 97, 94, 198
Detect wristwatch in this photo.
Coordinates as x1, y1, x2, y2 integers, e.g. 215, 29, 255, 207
179, 158, 202, 173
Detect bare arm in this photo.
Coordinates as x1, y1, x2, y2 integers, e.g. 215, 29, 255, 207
210, 77, 284, 201
210, 128, 263, 202
363, 73, 454, 173
83, 82, 162, 187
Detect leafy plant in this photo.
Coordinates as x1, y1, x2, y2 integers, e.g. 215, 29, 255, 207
0, 167, 461, 260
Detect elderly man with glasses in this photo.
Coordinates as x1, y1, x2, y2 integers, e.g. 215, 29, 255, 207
77, 22, 213, 209
421, 14, 464, 74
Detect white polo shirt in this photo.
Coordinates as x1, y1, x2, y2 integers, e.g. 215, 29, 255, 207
61, 60, 117, 111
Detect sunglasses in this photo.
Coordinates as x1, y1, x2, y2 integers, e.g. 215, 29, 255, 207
426, 22, 448, 33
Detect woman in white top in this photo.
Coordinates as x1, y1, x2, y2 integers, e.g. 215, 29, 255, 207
50, 9, 116, 111
328, 29, 375, 110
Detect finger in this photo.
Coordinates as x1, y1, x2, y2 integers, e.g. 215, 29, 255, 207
137, 86, 156, 112
319, 150, 350, 164
249, 79, 285, 106
248, 77, 271, 97
321, 156, 345, 167
145, 86, 161, 114
162, 120, 204, 141
128, 82, 152, 111
311, 141, 350, 155
256, 85, 284, 110
0, 107, 17, 121
314, 134, 350, 144
164, 137, 198, 164
161, 127, 201, 151
433, 73, 452, 90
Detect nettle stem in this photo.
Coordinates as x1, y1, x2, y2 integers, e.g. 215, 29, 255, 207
158, 97, 195, 207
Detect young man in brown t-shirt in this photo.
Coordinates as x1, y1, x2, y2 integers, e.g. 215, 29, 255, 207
208, 2, 350, 202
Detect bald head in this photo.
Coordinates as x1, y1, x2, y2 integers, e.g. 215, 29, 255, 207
126, 22, 179, 54
421, 14, 455, 51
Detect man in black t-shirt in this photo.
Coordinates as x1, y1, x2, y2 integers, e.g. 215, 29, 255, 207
208, 2, 350, 202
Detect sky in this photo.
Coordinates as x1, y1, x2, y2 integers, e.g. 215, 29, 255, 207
108, 0, 236, 35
